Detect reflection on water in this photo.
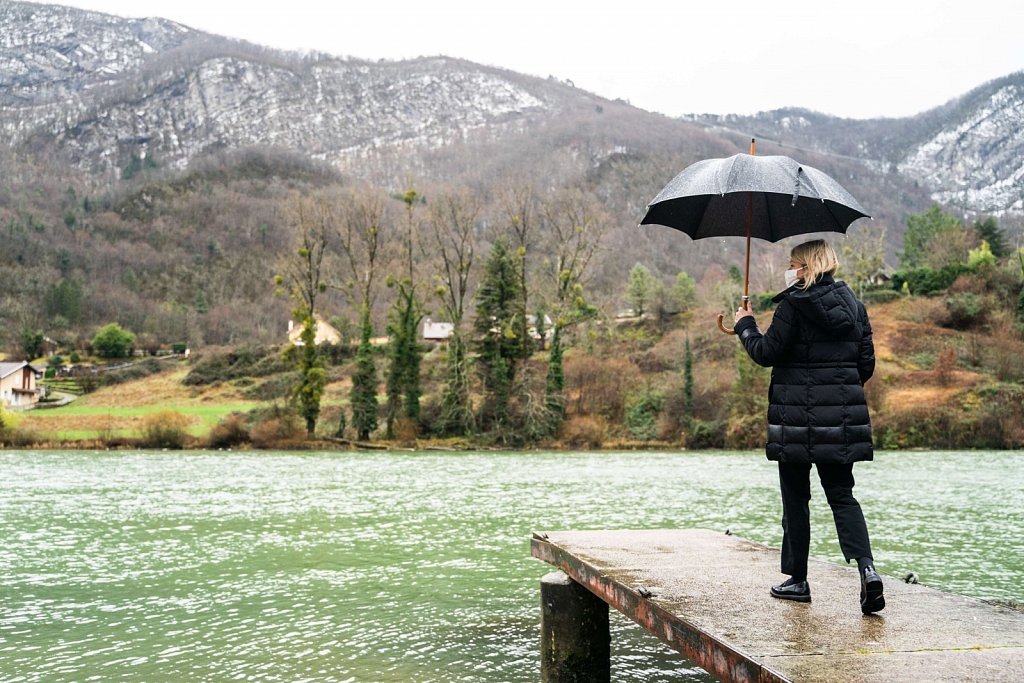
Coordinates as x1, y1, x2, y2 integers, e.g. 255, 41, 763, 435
0, 450, 1020, 682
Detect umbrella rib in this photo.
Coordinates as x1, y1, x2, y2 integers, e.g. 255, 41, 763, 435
799, 167, 822, 199
722, 154, 742, 194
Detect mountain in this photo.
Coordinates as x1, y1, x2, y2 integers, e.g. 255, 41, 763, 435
5, 1, 1021, 220
0, 0, 1020, 351
2, 0, 612, 180
687, 71, 1024, 217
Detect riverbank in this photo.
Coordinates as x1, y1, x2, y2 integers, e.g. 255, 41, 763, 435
5, 297, 1024, 450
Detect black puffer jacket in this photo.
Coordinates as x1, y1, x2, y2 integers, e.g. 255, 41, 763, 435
734, 274, 875, 465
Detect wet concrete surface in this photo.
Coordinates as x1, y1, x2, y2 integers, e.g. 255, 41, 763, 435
531, 529, 1024, 682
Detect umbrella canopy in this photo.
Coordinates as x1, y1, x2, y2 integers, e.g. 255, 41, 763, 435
639, 143, 871, 334
639, 152, 869, 241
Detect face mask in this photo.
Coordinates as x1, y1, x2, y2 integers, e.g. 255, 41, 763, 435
784, 268, 802, 288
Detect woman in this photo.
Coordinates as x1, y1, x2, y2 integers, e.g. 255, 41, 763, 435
733, 239, 884, 615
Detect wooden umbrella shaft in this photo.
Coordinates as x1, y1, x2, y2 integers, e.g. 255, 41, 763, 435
716, 138, 756, 335
744, 138, 755, 307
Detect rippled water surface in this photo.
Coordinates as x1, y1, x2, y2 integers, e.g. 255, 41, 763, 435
1, 450, 1021, 682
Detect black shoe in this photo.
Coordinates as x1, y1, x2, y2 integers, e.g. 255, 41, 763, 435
771, 577, 811, 602
860, 566, 885, 614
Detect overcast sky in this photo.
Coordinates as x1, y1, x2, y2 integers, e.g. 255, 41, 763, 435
30, 0, 1024, 119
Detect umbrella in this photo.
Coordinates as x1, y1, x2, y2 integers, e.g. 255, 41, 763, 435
639, 139, 870, 334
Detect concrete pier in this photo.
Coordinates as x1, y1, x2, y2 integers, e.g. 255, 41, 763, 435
540, 570, 610, 682
531, 528, 1024, 682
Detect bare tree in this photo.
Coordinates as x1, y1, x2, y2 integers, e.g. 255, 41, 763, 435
498, 183, 538, 361
539, 188, 607, 328
333, 188, 386, 314
537, 187, 607, 422
428, 189, 480, 434
277, 194, 330, 319
841, 223, 888, 297
275, 193, 331, 436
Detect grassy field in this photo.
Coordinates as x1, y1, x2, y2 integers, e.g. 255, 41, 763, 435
20, 367, 264, 441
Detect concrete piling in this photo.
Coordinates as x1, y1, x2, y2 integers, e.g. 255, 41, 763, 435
540, 570, 610, 683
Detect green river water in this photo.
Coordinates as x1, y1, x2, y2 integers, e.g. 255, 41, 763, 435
1, 450, 1021, 682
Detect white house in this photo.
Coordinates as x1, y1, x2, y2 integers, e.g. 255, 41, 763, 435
287, 316, 343, 346
422, 317, 455, 343
0, 362, 43, 409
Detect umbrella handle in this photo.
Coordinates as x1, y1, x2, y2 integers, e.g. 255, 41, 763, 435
716, 314, 736, 335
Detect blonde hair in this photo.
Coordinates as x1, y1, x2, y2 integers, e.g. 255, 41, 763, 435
791, 239, 839, 289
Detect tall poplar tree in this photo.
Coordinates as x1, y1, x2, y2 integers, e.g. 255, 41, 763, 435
385, 189, 424, 438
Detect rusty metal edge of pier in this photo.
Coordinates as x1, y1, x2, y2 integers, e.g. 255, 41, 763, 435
531, 533, 790, 683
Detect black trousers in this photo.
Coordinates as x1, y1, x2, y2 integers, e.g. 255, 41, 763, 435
778, 462, 873, 579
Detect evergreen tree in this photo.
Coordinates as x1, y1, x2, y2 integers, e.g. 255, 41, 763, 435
683, 335, 694, 427
900, 204, 965, 269
44, 279, 83, 325
974, 217, 1008, 257
293, 314, 327, 436
534, 306, 547, 352
385, 279, 422, 438
383, 189, 425, 439
194, 289, 209, 315
627, 263, 655, 317
474, 240, 524, 432
350, 308, 379, 440
670, 271, 697, 313
21, 327, 44, 359
545, 326, 565, 418
439, 333, 474, 435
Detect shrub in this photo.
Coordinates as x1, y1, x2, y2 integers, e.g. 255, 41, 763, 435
392, 415, 419, 444
100, 358, 164, 387
92, 323, 136, 358
686, 419, 726, 449
862, 288, 902, 304
241, 372, 299, 400
891, 264, 970, 295
985, 329, 1024, 382
69, 351, 81, 363
558, 415, 608, 449
565, 356, 642, 423
943, 293, 987, 329
207, 413, 250, 448
184, 346, 287, 385
724, 413, 765, 449
625, 386, 663, 441
140, 411, 192, 449
250, 409, 305, 448
934, 347, 958, 386
0, 409, 19, 439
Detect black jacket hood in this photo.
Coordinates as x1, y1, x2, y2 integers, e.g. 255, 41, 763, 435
773, 274, 859, 332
